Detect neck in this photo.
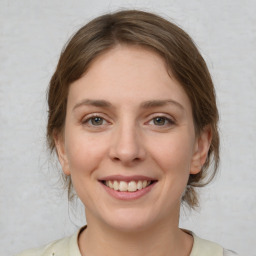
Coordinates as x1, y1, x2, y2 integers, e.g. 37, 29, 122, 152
78, 213, 193, 256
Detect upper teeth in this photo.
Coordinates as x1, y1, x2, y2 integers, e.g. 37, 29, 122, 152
105, 180, 151, 192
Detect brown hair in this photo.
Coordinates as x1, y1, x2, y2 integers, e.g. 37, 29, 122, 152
47, 10, 219, 208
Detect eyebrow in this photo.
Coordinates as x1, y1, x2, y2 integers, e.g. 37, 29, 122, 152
140, 99, 184, 110
73, 99, 184, 111
73, 99, 112, 111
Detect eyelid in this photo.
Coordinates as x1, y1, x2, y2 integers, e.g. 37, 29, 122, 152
147, 113, 175, 121
80, 112, 176, 127
146, 113, 176, 126
81, 113, 111, 126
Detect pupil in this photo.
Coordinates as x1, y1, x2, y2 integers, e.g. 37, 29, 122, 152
92, 117, 103, 125
154, 117, 165, 125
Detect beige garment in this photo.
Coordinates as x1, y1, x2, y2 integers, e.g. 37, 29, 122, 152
16, 228, 236, 256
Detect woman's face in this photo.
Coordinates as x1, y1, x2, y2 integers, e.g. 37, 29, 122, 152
56, 45, 210, 231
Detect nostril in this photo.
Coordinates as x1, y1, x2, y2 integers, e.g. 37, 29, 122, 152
112, 157, 121, 162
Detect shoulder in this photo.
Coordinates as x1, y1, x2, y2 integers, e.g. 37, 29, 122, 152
188, 231, 240, 256
15, 229, 82, 256
190, 233, 223, 256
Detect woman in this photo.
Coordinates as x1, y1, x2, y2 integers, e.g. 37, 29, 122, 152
17, 10, 239, 256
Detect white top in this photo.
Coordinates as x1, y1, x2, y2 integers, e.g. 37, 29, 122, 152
16, 228, 239, 256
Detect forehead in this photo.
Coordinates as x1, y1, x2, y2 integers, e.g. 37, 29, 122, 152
68, 45, 192, 110
84, 44, 168, 83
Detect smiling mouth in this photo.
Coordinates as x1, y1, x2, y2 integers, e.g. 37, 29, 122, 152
102, 180, 156, 192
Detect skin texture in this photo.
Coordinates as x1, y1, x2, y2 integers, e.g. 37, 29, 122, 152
55, 45, 211, 256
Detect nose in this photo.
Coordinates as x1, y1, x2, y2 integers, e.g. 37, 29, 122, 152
109, 122, 146, 166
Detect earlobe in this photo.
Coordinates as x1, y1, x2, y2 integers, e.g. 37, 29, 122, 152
54, 132, 71, 176
190, 126, 212, 175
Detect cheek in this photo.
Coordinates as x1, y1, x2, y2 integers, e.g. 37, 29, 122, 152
65, 132, 108, 175
149, 133, 195, 174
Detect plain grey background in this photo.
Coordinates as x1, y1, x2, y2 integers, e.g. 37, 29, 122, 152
0, 0, 255, 255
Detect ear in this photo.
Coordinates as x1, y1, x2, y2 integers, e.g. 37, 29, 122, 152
190, 125, 212, 175
54, 132, 71, 176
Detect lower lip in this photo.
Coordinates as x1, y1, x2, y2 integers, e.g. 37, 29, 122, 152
100, 182, 156, 200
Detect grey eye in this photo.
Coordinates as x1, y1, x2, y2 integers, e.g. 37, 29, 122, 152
153, 117, 167, 126
90, 117, 104, 125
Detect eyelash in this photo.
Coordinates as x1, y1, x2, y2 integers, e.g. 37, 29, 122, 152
147, 115, 175, 127
81, 114, 109, 127
81, 113, 175, 129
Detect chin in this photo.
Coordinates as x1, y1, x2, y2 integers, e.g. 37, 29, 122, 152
99, 208, 161, 233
